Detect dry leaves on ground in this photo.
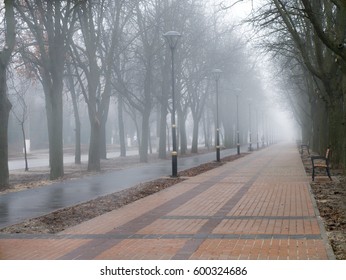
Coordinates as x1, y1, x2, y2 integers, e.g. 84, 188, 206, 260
301, 152, 346, 260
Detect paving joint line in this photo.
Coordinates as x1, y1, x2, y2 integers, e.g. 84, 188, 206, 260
58, 153, 260, 260
0, 233, 323, 240
171, 155, 277, 259
161, 215, 317, 220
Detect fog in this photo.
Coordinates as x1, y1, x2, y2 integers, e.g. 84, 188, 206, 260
4, 0, 299, 177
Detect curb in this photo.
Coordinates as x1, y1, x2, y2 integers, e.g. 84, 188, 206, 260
299, 151, 336, 260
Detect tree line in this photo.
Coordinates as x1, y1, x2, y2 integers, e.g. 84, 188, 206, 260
249, 0, 346, 167
0, 0, 271, 190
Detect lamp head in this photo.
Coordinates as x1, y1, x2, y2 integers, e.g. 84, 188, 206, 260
163, 31, 182, 49
211, 69, 222, 81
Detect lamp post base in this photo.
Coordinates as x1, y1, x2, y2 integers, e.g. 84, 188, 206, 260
172, 152, 178, 177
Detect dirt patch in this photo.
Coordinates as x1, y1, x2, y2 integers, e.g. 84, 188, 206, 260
301, 152, 346, 260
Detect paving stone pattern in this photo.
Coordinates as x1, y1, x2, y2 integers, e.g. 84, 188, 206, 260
0, 144, 334, 260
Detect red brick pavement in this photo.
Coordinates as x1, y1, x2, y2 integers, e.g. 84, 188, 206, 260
0, 143, 335, 260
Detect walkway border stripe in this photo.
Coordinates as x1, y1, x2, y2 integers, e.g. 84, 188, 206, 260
58, 153, 264, 260
0, 233, 323, 240
161, 215, 317, 220
172, 155, 275, 259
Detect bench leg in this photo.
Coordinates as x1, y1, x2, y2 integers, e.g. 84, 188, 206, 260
326, 167, 332, 181
312, 167, 315, 181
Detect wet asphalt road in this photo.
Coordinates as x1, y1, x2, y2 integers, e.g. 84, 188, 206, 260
0, 148, 243, 229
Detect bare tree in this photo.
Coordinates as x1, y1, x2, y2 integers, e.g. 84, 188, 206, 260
71, 0, 134, 170
113, 0, 167, 162
15, 0, 76, 180
0, 0, 15, 189
122, 0, 164, 162
9, 76, 31, 171
250, 0, 346, 167
300, 0, 346, 64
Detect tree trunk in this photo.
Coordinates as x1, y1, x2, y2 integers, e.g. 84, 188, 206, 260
149, 129, 152, 154
139, 111, 150, 163
21, 122, 29, 171
0, 0, 16, 189
100, 122, 107, 160
203, 112, 210, 149
158, 107, 167, 159
118, 95, 126, 157
223, 122, 233, 149
191, 115, 199, 153
88, 117, 101, 171
327, 101, 344, 168
311, 100, 327, 153
85, 73, 101, 171
320, 72, 345, 168
342, 78, 346, 169
134, 118, 141, 151
0, 67, 11, 188
67, 65, 81, 164
45, 85, 64, 180
179, 113, 187, 155
158, 52, 170, 159
100, 94, 111, 160
75, 121, 81, 164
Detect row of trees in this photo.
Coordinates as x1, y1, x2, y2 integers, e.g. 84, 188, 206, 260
0, 0, 269, 190
250, 0, 346, 167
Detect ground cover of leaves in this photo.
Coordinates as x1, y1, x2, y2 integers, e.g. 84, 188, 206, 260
301, 152, 346, 260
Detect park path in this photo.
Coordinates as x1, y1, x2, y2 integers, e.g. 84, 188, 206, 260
0, 143, 334, 260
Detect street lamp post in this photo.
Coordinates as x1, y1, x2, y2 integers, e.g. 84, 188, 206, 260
163, 31, 181, 177
236, 93, 240, 155
256, 108, 259, 150
262, 111, 265, 147
248, 99, 252, 152
211, 69, 222, 162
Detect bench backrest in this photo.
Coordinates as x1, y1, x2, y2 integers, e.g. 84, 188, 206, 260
326, 148, 331, 161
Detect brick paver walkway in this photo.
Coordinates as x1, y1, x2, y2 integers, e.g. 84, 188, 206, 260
0, 143, 335, 260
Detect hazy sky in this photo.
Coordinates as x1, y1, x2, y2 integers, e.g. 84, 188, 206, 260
220, 0, 299, 141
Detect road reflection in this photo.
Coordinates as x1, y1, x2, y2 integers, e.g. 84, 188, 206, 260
1, 148, 239, 228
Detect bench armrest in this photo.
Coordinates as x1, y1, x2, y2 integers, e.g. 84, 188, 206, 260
311, 156, 326, 161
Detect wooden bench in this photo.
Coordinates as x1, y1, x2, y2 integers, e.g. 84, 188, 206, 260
296, 140, 302, 148
311, 148, 332, 181
299, 144, 310, 155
